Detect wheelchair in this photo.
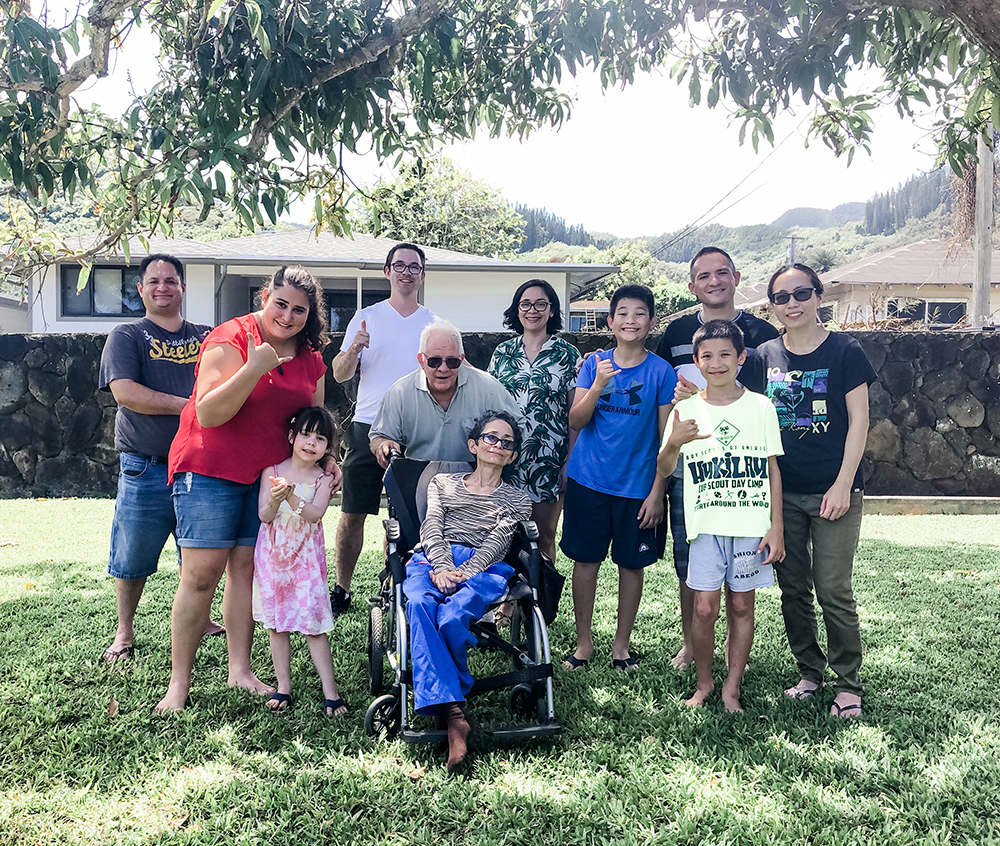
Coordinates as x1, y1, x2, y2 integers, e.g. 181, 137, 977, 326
363, 456, 561, 744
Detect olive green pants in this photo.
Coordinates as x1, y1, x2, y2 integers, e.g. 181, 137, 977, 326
776, 490, 864, 696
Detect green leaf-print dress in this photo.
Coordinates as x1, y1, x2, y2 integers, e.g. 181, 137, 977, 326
488, 335, 582, 503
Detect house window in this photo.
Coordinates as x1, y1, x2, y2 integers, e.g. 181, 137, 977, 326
886, 298, 966, 327
61, 265, 144, 317
886, 298, 926, 323
570, 315, 585, 332
926, 301, 966, 326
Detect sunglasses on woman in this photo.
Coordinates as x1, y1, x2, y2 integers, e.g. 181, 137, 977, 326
769, 287, 817, 306
424, 355, 462, 369
478, 432, 515, 451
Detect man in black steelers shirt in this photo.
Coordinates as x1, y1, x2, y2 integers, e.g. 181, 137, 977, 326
655, 246, 779, 670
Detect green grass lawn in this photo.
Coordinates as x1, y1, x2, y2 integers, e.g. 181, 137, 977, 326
1, 501, 998, 845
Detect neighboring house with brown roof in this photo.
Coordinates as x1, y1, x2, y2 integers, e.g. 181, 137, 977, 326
22, 229, 617, 334
732, 239, 1000, 328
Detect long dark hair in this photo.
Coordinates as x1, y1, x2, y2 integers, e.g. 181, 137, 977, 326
502, 279, 563, 334
259, 265, 330, 351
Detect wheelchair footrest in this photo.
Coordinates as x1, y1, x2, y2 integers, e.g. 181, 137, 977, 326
401, 728, 447, 745
468, 664, 552, 696
486, 723, 561, 741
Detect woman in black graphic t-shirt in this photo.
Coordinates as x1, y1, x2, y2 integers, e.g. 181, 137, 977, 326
754, 264, 876, 720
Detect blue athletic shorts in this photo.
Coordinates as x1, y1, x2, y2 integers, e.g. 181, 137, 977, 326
172, 471, 261, 549
107, 453, 178, 580
559, 478, 666, 570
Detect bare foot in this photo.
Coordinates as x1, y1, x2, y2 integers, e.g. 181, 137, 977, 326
721, 686, 743, 713
227, 672, 275, 696
494, 601, 514, 626
202, 619, 225, 638
154, 685, 189, 713
784, 679, 822, 700
830, 692, 862, 719
670, 644, 693, 670
683, 686, 714, 707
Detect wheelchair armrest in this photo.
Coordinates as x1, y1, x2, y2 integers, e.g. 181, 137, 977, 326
516, 520, 540, 545
382, 518, 406, 585
513, 521, 541, 589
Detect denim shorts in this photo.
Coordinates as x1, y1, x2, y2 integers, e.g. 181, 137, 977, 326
108, 453, 178, 580
686, 534, 774, 593
172, 471, 261, 549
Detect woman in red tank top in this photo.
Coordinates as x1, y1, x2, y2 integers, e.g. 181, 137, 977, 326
156, 266, 340, 713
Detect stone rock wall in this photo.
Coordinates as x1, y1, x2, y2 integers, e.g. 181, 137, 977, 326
1, 330, 998, 497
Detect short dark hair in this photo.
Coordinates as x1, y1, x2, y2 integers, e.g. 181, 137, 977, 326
689, 246, 736, 282
139, 253, 184, 283
384, 242, 426, 270
692, 319, 746, 357
467, 409, 523, 456
502, 279, 563, 334
288, 405, 337, 455
609, 284, 654, 316
259, 265, 330, 352
766, 263, 824, 299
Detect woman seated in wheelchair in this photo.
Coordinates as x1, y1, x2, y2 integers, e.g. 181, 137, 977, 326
404, 409, 531, 770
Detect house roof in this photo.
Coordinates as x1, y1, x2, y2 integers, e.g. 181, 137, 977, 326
821, 239, 1000, 286
63, 229, 617, 293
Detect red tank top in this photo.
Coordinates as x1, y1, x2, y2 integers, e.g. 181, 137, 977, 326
168, 314, 327, 484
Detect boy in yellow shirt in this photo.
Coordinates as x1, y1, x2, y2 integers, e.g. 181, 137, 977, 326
657, 320, 785, 712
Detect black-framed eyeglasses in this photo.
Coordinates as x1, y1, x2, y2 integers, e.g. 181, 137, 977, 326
424, 355, 462, 369
390, 261, 424, 275
518, 299, 550, 313
478, 432, 515, 451
769, 287, 816, 305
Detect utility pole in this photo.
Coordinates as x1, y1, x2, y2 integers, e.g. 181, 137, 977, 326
786, 235, 801, 264
972, 131, 994, 329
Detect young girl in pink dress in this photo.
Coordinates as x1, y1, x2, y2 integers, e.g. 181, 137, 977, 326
253, 406, 347, 716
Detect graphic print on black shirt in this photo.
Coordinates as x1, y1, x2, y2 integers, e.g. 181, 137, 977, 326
765, 366, 831, 435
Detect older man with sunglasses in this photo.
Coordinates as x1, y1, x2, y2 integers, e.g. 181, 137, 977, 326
370, 319, 525, 465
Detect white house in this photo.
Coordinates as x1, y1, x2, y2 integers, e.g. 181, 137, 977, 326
23, 229, 618, 334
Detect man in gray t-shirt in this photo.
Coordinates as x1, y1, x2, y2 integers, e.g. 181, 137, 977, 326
98, 253, 218, 662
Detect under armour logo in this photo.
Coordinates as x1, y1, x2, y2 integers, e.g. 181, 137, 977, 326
638, 543, 650, 552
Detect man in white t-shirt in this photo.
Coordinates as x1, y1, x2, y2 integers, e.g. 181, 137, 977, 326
330, 243, 436, 617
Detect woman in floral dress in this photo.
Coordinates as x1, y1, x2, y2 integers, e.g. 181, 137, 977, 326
489, 279, 581, 563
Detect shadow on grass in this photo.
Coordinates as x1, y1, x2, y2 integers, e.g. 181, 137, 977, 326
2, 538, 1000, 844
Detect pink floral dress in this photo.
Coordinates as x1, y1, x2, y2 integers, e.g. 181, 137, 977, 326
252, 477, 333, 635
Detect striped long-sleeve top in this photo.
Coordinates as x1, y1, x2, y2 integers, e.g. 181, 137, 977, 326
419, 473, 532, 576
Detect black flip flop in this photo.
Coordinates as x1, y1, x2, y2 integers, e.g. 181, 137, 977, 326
611, 655, 640, 671
267, 692, 292, 711
322, 698, 348, 716
830, 700, 862, 718
561, 654, 590, 670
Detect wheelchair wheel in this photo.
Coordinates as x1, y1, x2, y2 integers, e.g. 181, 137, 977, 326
365, 692, 401, 740
509, 683, 542, 719
368, 604, 386, 696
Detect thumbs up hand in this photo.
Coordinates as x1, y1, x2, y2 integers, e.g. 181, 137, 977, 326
673, 373, 699, 404
350, 320, 370, 354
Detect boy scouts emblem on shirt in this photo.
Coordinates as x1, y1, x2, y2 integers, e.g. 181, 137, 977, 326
713, 419, 740, 448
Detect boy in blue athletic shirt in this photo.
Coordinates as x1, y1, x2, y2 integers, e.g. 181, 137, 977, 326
560, 284, 677, 672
